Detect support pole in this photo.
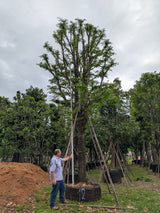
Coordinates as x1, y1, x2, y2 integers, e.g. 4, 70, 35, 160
71, 117, 74, 186
64, 112, 78, 159
88, 125, 111, 193
117, 144, 134, 180
112, 142, 129, 185
63, 112, 78, 185
58, 203, 136, 210
88, 116, 120, 206
70, 69, 74, 186
106, 140, 112, 162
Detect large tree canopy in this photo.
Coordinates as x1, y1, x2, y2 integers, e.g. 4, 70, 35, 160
39, 18, 117, 181
39, 19, 116, 107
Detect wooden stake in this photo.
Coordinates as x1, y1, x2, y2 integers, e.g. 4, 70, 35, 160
106, 141, 112, 162
64, 111, 78, 158
88, 116, 120, 206
112, 141, 129, 185
88, 125, 111, 194
63, 112, 78, 181
58, 203, 136, 210
118, 144, 134, 180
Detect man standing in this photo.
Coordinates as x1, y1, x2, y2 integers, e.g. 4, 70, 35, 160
49, 149, 73, 209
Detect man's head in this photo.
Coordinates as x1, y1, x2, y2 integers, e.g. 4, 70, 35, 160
54, 149, 61, 157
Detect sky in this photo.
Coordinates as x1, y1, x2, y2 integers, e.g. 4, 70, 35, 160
0, 0, 160, 102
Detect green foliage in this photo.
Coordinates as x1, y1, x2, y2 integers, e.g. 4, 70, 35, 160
39, 18, 117, 112
0, 87, 68, 164
87, 79, 140, 154
130, 71, 160, 153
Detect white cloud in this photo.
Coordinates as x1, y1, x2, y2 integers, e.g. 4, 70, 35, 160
0, 41, 16, 48
0, 0, 160, 100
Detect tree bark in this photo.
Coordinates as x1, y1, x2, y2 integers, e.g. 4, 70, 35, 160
76, 110, 87, 182
141, 141, 145, 167
151, 144, 158, 163
145, 141, 151, 169
139, 143, 143, 166
111, 143, 118, 168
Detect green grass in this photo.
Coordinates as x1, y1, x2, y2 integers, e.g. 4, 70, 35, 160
2, 165, 160, 213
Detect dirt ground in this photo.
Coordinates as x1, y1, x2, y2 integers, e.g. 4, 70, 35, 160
0, 162, 50, 210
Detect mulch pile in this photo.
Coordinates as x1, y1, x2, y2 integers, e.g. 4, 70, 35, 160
67, 182, 94, 188
0, 162, 50, 210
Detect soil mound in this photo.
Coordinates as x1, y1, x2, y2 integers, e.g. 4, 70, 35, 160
0, 162, 50, 210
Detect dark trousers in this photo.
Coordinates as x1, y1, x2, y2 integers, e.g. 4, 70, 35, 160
50, 180, 65, 208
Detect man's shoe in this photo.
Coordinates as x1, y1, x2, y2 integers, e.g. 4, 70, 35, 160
62, 200, 69, 204
51, 206, 59, 210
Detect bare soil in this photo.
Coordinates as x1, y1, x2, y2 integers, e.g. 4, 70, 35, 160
0, 162, 50, 210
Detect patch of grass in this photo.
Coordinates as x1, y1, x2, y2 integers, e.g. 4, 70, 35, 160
87, 169, 102, 183
34, 195, 46, 203
135, 176, 152, 182
10, 165, 160, 212
16, 205, 24, 212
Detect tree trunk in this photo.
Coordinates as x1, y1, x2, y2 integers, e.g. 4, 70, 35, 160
12, 152, 20, 162
76, 110, 87, 182
134, 149, 139, 164
139, 143, 143, 166
158, 149, 160, 176
111, 151, 116, 168
145, 141, 151, 169
39, 152, 43, 167
141, 141, 145, 167
111, 143, 118, 168
151, 144, 158, 163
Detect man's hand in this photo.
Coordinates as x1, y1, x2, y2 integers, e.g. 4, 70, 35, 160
69, 154, 73, 159
52, 178, 56, 185
64, 154, 74, 162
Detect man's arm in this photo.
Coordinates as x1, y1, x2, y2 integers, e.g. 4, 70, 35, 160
51, 171, 56, 185
64, 154, 73, 162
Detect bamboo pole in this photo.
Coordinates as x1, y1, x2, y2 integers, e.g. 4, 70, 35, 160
88, 125, 111, 193
63, 112, 78, 181
64, 111, 78, 158
106, 140, 112, 162
88, 116, 120, 206
118, 144, 134, 180
112, 142, 129, 185
58, 203, 136, 210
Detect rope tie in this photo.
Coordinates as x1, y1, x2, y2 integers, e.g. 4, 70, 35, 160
78, 187, 86, 201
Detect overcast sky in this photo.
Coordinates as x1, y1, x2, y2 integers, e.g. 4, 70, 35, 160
0, 0, 160, 102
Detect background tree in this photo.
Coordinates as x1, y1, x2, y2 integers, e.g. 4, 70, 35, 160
39, 18, 117, 181
130, 72, 160, 168
90, 79, 139, 167
0, 87, 66, 166
0, 97, 11, 160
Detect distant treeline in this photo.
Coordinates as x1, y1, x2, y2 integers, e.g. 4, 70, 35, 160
1, 72, 160, 169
